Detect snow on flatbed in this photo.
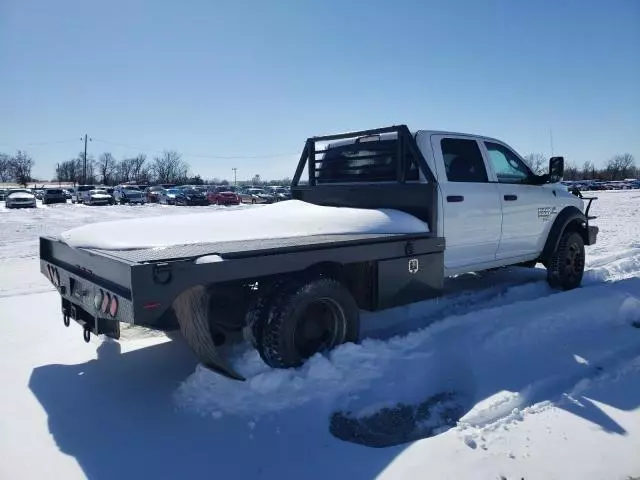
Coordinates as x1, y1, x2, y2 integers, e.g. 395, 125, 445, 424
0, 193, 639, 480
58, 200, 429, 250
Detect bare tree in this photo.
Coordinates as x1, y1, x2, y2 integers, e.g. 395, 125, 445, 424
152, 150, 188, 184
607, 153, 635, 180
581, 161, 595, 180
523, 153, 547, 175
130, 154, 147, 183
10, 150, 34, 186
98, 152, 117, 185
564, 161, 580, 181
0, 153, 10, 182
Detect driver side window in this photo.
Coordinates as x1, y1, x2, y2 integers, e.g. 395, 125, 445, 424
485, 142, 532, 184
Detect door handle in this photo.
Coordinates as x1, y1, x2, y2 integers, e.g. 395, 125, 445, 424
447, 195, 464, 203
504, 194, 518, 201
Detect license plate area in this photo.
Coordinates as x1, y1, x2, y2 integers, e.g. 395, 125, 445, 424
62, 298, 120, 340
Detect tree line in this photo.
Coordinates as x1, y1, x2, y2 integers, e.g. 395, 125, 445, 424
54, 150, 191, 186
524, 153, 637, 181
0, 148, 636, 187
0, 151, 35, 186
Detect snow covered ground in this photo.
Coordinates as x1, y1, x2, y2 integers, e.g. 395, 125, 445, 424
0, 194, 639, 480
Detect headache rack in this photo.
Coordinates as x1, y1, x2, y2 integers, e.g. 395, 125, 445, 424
290, 124, 439, 233
291, 125, 437, 186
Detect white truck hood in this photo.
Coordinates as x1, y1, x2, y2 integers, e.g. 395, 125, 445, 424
59, 200, 429, 251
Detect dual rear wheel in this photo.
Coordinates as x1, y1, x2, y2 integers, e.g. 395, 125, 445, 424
174, 275, 360, 378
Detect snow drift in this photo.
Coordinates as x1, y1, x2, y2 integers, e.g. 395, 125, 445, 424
58, 200, 429, 250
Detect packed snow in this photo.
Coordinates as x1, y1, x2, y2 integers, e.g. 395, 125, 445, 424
58, 200, 429, 250
0, 193, 639, 480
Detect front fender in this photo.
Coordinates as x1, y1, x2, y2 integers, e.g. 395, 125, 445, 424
540, 206, 590, 264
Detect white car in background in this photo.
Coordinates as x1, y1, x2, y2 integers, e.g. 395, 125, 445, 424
5, 189, 37, 209
85, 189, 113, 206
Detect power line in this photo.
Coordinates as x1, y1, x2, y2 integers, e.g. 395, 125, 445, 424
91, 138, 297, 159
0, 138, 79, 148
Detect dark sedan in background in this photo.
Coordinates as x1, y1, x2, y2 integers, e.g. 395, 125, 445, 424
175, 188, 209, 206
42, 188, 67, 205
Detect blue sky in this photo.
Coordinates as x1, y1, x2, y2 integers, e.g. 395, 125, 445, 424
1, 0, 638, 181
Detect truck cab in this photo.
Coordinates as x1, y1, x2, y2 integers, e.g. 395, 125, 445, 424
296, 126, 595, 280
415, 131, 586, 275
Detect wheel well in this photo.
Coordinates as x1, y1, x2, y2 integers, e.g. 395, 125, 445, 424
563, 218, 589, 244
541, 207, 588, 265
303, 261, 374, 310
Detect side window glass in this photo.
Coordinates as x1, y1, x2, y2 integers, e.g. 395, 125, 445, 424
440, 138, 488, 183
485, 142, 531, 183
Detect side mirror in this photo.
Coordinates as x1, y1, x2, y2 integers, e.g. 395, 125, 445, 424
548, 156, 564, 183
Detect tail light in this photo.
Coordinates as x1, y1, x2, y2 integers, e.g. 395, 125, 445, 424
109, 296, 118, 317
101, 292, 110, 313
94, 290, 104, 310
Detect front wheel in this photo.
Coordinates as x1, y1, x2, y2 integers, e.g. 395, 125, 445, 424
546, 231, 585, 290
256, 277, 360, 369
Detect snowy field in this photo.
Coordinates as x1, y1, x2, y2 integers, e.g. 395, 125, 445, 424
0, 194, 639, 480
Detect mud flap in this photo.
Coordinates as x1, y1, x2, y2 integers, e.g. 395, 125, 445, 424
172, 286, 245, 381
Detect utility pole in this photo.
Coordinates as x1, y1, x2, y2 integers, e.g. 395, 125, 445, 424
232, 167, 237, 186
549, 127, 554, 157
81, 134, 92, 184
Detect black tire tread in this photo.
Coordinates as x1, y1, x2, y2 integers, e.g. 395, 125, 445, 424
259, 277, 359, 368
547, 231, 584, 290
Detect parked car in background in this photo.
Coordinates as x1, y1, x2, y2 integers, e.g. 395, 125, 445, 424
175, 187, 209, 206
103, 187, 116, 204
85, 189, 113, 206
207, 185, 241, 205
145, 185, 166, 203
238, 187, 275, 204
5, 189, 37, 208
33, 189, 45, 200
113, 185, 145, 204
71, 185, 96, 204
42, 188, 67, 205
269, 186, 292, 202
159, 188, 180, 205
0, 189, 8, 201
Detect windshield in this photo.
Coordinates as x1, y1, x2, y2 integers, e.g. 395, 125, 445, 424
183, 188, 200, 195
91, 189, 107, 194
8, 189, 30, 195
166, 189, 180, 194
124, 189, 141, 194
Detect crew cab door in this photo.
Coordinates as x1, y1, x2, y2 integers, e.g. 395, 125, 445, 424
480, 141, 556, 259
429, 134, 502, 271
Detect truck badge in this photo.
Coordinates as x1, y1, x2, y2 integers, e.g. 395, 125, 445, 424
537, 206, 558, 221
408, 258, 419, 274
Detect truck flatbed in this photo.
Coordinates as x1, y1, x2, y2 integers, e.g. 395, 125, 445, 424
81, 232, 437, 264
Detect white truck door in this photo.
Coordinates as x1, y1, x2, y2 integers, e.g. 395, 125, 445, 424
429, 134, 503, 271
481, 140, 556, 259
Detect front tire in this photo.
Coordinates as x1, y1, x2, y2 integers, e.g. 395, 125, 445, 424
546, 231, 585, 290
256, 277, 359, 369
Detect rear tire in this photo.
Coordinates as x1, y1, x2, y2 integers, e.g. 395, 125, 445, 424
546, 231, 585, 290
256, 277, 360, 369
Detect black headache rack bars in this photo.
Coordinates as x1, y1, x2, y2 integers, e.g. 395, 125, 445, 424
290, 125, 439, 233
291, 124, 437, 186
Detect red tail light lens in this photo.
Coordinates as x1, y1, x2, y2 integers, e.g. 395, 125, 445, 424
101, 292, 110, 313
109, 296, 118, 317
